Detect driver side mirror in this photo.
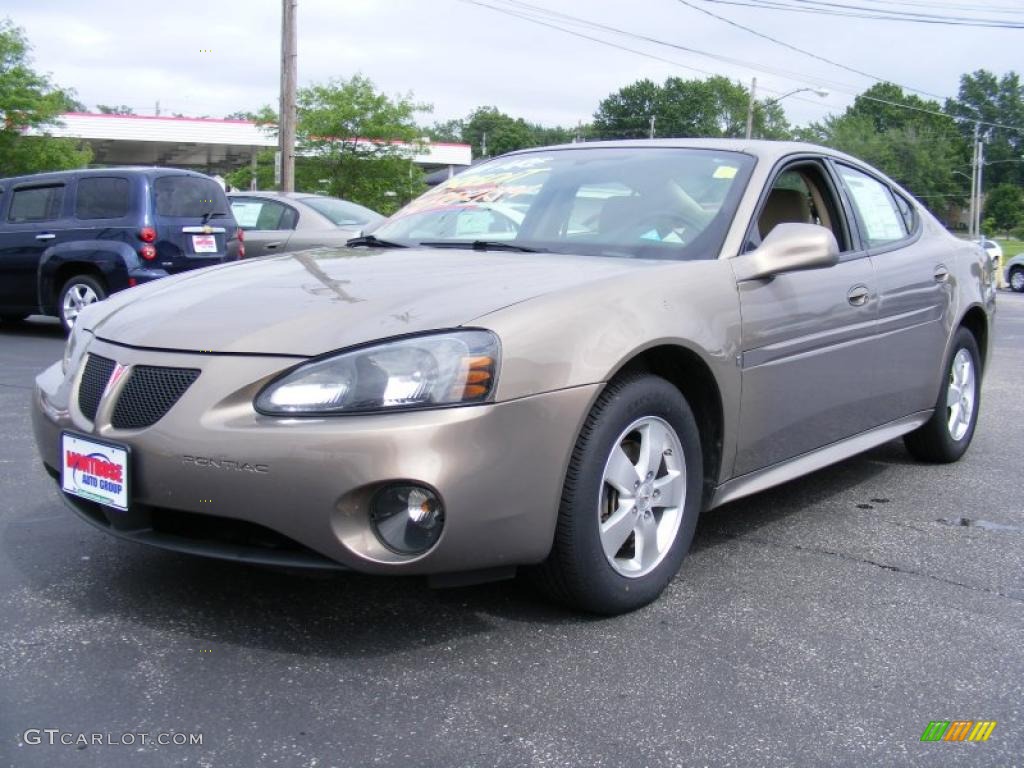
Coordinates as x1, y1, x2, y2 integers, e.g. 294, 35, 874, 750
734, 223, 840, 282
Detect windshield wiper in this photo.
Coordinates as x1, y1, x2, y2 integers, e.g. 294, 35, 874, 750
418, 240, 546, 253
202, 210, 228, 223
346, 234, 408, 249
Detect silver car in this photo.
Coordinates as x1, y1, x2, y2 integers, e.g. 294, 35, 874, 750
33, 140, 993, 614
228, 191, 384, 258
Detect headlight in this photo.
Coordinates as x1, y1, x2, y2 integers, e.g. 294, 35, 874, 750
254, 330, 500, 415
62, 324, 93, 375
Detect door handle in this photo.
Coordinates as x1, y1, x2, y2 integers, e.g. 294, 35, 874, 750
934, 265, 950, 282
35, 233, 56, 241
265, 242, 282, 249
847, 285, 869, 307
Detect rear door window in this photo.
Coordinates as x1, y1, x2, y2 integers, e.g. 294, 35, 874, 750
231, 199, 298, 230
9, 185, 65, 223
75, 177, 130, 219
154, 176, 228, 218
836, 165, 908, 248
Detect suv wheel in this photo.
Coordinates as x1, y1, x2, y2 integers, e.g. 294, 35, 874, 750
59, 275, 107, 332
1010, 267, 1024, 293
532, 374, 704, 614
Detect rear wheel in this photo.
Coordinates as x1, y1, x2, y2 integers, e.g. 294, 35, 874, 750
59, 274, 106, 332
904, 327, 980, 463
1010, 267, 1024, 293
533, 374, 703, 614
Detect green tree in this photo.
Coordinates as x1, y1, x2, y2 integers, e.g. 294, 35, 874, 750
228, 76, 429, 214
0, 19, 90, 174
946, 70, 1024, 188
983, 184, 1024, 236
424, 109, 575, 157
799, 83, 968, 219
593, 76, 789, 140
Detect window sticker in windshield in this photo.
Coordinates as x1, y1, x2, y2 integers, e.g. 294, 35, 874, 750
713, 165, 738, 179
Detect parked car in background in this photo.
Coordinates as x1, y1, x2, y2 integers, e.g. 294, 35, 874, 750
0, 168, 241, 331
1003, 251, 1024, 292
228, 192, 383, 258
34, 140, 992, 614
982, 238, 1007, 289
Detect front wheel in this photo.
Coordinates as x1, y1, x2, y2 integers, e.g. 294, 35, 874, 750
533, 374, 704, 614
59, 275, 107, 332
1009, 267, 1024, 293
904, 327, 981, 463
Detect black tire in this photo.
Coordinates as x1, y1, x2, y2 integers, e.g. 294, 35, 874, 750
1010, 267, 1024, 293
532, 373, 704, 615
58, 274, 107, 332
0, 314, 29, 323
904, 327, 981, 463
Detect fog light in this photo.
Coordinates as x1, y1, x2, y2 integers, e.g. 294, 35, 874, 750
370, 485, 444, 555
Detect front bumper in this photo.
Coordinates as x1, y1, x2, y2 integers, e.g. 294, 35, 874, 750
33, 338, 598, 575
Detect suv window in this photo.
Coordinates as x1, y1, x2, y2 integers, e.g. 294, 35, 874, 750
836, 165, 908, 248
9, 185, 65, 223
231, 199, 298, 230
154, 176, 227, 218
76, 177, 130, 219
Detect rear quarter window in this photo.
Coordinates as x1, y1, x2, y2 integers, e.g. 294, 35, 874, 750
154, 176, 228, 218
76, 177, 131, 219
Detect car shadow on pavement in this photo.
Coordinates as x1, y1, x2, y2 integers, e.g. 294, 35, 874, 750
0, 316, 64, 339
690, 440, 900, 553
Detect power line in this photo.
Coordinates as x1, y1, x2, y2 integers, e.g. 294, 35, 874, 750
676, 0, 946, 101
698, 0, 1024, 29
463, 0, 1024, 134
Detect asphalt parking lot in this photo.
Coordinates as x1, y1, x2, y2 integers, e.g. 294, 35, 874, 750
2, 298, 1022, 768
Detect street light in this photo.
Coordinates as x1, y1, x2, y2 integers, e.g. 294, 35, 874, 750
745, 78, 829, 139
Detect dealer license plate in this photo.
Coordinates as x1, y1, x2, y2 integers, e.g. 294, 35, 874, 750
61, 432, 130, 511
192, 234, 218, 253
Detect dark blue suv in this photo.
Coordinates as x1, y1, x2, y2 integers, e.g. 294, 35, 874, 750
0, 167, 242, 330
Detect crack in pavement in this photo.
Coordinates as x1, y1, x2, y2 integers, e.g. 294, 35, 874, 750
706, 530, 1024, 605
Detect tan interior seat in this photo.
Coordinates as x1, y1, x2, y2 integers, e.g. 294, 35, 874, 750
758, 188, 811, 239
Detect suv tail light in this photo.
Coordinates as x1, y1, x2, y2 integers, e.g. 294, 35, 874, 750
140, 244, 157, 260
237, 228, 246, 259
139, 227, 157, 243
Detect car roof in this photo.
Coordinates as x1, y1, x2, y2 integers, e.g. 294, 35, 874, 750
504, 138, 865, 166
227, 191, 322, 199
0, 167, 215, 187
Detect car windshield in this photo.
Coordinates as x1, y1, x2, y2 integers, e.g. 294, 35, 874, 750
154, 176, 229, 218
373, 147, 755, 260
302, 196, 384, 227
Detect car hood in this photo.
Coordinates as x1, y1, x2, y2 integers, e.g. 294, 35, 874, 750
87, 247, 656, 356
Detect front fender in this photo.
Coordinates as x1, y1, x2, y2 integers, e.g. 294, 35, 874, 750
38, 241, 140, 314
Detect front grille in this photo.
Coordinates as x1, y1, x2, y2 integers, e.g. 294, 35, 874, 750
78, 354, 116, 420
111, 366, 200, 429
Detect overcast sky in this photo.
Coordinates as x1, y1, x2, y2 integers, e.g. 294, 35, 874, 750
6, 0, 1023, 132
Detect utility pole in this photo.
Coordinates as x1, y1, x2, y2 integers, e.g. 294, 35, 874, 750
745, 77, 757, 140
279, 0, 298, 192
975, 137, 985, 240
649, 115, 656, 139
482, 131, 488, 158
968, 123, 978, 238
